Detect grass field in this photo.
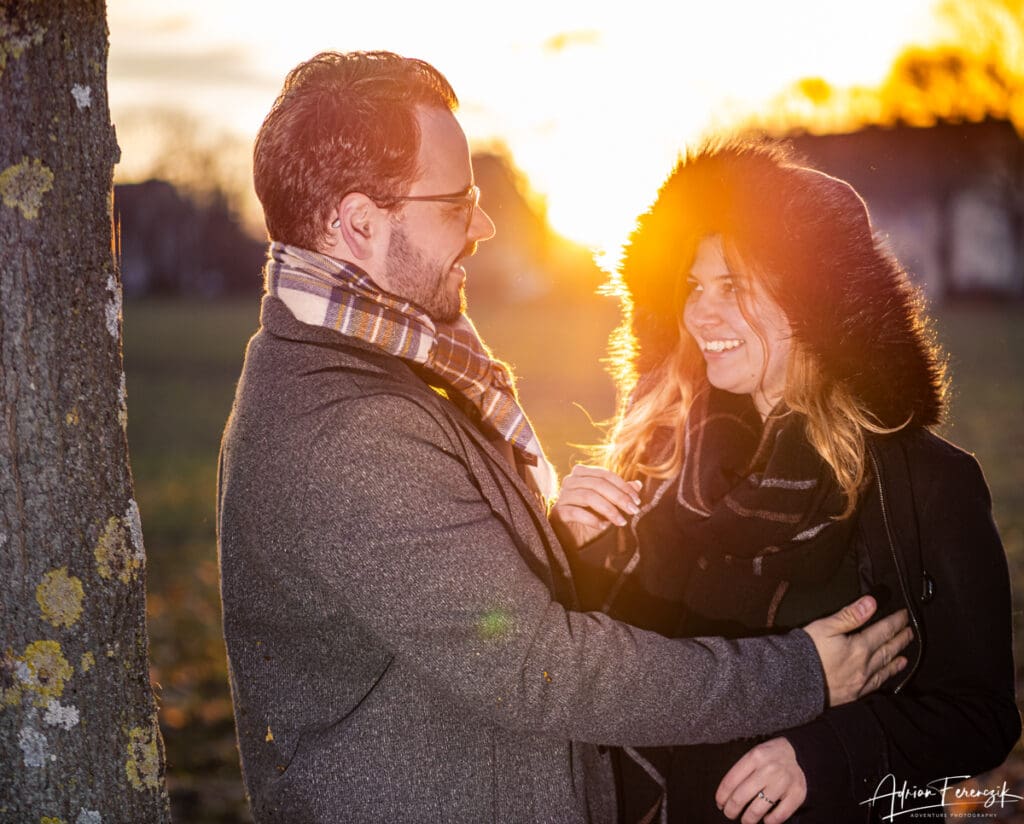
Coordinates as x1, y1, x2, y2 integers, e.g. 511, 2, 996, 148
124, 295, 1024, 823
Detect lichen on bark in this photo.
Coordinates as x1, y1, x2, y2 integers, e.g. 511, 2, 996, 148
3, 641, 74, 708
125, 720, 162, 791
0, 157, 54, 219
35, 569, 85, 629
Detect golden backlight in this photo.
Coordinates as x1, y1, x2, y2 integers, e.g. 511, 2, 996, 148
108, 0, 949, 256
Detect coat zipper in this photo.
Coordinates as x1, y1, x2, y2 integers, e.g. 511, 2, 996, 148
868, 445, 922, 693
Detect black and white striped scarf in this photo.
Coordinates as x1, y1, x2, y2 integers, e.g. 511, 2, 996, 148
672, 385, 853, 629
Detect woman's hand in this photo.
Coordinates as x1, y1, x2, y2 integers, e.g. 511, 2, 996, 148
550, 465, 641, 548
715, 737, 806, 823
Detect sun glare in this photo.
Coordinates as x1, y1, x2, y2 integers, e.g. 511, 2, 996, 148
108, 0, 942, 257
449, 0, 939, 255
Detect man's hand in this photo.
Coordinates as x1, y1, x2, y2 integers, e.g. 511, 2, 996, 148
716, 737, 805, 824
803, 596, 911, 706
550, 465, 641, 548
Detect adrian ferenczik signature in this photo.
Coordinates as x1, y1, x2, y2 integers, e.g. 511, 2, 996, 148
862, 774, 1023, 820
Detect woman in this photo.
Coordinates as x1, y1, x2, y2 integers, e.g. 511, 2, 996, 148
552, 140, 1020, 823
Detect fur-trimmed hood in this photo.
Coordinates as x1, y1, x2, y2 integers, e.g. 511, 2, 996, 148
618, 139, 946, 428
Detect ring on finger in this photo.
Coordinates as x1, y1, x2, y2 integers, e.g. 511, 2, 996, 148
757, 789, 778, 806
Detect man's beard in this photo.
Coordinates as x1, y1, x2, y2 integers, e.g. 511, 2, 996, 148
384, 225, 465, 323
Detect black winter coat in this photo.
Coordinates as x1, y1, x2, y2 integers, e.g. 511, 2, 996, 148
570, 428, 1020, 823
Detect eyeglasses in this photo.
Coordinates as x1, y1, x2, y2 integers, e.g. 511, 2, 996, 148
373, 184, 481, 231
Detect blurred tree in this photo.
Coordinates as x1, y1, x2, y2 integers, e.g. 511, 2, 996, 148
749, 0, 1024, 135
468, 148, 603, 304
915, 0, 1024, 131
0, 2, 170, 822
883, 46, 1020, 128
936, 0, 1024, 76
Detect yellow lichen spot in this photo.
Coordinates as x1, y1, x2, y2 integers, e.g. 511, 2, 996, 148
3, 690, 18, 706
80, 651, 95, 673
40, 817, 65, 824
65, 407, 79, 426
94, 515, 139, 584
18, 641, 73, 707
543, 670, 553, 684
1, 648, 19, 706
125, 720, 161, 791
117, 374, 128, 430
0, 157, 54, 220
0, 16, 46, 78
36, 568, 84, 629
265, 725, 274, 743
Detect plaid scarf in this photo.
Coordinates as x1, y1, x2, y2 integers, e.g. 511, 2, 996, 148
265, 242, 556, 502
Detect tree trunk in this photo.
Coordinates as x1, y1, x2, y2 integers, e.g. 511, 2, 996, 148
0, 2, 171, 822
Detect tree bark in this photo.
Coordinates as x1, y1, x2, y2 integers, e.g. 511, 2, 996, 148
0, 2, 171, 822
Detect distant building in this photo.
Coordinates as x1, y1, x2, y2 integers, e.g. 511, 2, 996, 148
116, 162, 599, 303
785, 118, 1023, 300
115, 180, 266, 297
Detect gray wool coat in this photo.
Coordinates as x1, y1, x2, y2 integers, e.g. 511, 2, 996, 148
217, 296, 827, 824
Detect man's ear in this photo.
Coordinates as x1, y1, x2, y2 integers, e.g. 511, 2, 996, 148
331, 193, 386, 261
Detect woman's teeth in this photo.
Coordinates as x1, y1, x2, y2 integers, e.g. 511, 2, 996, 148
703, 339, 744, 353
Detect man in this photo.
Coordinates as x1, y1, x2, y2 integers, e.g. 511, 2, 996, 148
217, 51, 909, 823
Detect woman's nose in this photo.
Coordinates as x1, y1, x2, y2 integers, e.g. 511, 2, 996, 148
686, 292, 721, 327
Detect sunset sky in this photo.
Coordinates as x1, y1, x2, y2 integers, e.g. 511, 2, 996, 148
107, 0, 946, 254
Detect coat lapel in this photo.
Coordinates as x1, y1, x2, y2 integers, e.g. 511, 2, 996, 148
262, 296, 578, 607
401, 370, 579, 607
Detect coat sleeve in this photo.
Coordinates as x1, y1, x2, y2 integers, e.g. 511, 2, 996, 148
298, 391, 826, 747
785, 448, 1021, 810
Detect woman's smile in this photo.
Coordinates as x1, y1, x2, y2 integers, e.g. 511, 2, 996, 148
683, 235, 792, 418
700, 337, 745, 354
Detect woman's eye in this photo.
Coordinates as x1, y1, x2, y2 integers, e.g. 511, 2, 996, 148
685, 279, 702, 293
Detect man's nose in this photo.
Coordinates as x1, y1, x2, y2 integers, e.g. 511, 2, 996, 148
468, 205, 496, 243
